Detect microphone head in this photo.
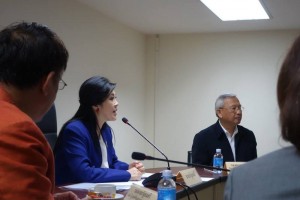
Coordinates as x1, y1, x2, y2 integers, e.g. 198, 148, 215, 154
132, 152, 146, 160
122, 117, 128, 124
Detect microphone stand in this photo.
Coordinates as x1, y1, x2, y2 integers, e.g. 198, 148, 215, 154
132, 152, 229, 187
122, 117, 171, 170
145, 156, 230, 172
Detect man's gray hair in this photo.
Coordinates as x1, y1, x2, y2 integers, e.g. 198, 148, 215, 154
215, 93, 237, 111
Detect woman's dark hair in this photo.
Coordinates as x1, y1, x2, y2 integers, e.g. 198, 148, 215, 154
0, 22, 68, 89
277, 34, 300, 151
54, 76, 116, 153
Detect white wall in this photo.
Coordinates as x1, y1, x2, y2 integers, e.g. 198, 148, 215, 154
146, 31, 299, 167
1, 0, 300, 169
0, 0, 147, 165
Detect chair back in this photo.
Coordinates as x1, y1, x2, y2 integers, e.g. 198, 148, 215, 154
36, 105, 57, 150
187, 150, 192, 166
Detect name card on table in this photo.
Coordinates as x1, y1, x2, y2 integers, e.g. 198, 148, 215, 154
124, 183, 157, 200
176, 168, 202, 186
224, 162, 246, 174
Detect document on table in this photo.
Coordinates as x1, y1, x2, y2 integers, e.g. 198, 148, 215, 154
61, 173, 153, 191
61, 172, 213, 191
61, 181, 142, 191
201, 177, 214, 181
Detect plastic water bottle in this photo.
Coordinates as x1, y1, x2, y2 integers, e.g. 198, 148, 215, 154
157, 170, 176, 200
213, 148, 223, 174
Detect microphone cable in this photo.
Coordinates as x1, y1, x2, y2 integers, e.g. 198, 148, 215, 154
176, 182, 190, 200
176, 182, 198, 200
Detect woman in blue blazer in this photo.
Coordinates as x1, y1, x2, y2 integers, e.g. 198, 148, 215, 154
54, 76, 144, 185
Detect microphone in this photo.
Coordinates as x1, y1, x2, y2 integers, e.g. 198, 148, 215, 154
132, 152, 230, 172
122, 117, 171, 170
132, 152, 229, 188
132, 152, 155, 160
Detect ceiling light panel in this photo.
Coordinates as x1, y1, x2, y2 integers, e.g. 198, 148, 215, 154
200, 0, 270, 21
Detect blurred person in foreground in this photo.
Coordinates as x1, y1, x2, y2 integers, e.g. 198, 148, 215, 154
54, 76, 144, 185
0, 22, 79, 199
224, 34, 300, 199
192, 94, 257, 166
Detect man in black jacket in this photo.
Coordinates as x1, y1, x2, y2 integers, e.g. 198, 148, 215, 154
192, 94, 257, 166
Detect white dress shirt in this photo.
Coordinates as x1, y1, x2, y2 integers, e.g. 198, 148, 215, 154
219, 121, 238, 161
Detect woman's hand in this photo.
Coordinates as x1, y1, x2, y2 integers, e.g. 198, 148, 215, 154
129, 161, 145, 173
127, 167, 143, 181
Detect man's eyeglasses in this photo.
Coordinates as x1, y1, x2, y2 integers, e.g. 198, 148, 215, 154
220, 105, 244, 113
58, 79, 67, 90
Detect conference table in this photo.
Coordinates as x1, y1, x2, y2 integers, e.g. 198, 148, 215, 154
56, 166, 228, 200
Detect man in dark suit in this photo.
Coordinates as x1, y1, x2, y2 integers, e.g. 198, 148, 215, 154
192, 94, 257, 166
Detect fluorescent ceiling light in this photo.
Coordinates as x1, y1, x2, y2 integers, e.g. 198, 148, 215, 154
200, 0, 270, 21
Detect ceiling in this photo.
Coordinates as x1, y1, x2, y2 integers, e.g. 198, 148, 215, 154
76, 0, 300, 34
